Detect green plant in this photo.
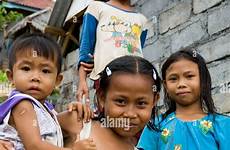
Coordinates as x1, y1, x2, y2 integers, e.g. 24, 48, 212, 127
48, 88, 61, 104
0, 6, 24, 31
0, 70, 8, 83
0, 97, 4, 103
0, 96, 7, 103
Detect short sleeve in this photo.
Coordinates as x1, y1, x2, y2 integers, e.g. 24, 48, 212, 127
213, 115, 230, 150
137, 125, 159, 150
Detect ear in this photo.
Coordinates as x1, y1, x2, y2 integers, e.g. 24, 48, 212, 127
55, 74, 63, 86
6, 69, 13, 82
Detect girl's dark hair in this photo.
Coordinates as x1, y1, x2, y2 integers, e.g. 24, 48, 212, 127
99, 55, 161, 93
161, 49, 217, 120
8, 33, 62, 74
95, 55, 161, 123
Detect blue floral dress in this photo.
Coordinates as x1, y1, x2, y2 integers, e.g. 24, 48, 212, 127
137, 112, 230, 150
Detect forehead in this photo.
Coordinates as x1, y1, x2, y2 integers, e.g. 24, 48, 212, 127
16, 48, 38, 57
166, 59, 199, 74
15, 48, 56, 63
107, 73, 153, 94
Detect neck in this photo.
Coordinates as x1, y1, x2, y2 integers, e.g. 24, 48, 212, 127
175, 101, 206, 120
176, 106, 204, 115
111, 0, 130, 4
108, 0, 132, 8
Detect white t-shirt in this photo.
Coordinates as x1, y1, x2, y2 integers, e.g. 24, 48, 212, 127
79, 1, 148, 79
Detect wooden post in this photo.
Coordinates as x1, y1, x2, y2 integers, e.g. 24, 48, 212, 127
47, 0, 73, 40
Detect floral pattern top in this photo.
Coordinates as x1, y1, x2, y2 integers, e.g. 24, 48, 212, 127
137, 112, 230, 150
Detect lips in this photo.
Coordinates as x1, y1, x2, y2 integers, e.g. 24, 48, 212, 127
29, 87, 40, 90
28, 86, 41, 93
176, 91, 190, 96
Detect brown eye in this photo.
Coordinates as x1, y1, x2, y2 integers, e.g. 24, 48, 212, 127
169, 77, 177, 81
187, 74, 195, 79
42, 69, 51, 74
114, 99, 126, 106
21, 66, 30, 71
137, 100, 148, 108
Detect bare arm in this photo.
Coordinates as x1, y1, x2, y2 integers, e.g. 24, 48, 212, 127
77, 65, 89, 101
57, 105, 96, 149
80, 62, 94, 73
58, 111, 83, 147
0, 140, 14, 150
57, 102, 92, 136
12, 100, 72, 150
57, 111, 83, 137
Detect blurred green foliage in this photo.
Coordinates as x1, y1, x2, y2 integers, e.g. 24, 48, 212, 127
0, 70, 8, 83
0, 96, 7, 103
48, 88, 61, 105
0, 70, 9, 103
0, 6, 24, 31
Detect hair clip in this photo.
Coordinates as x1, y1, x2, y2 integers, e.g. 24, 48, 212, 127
106, 67, 112, 76
152, 69, 157, 80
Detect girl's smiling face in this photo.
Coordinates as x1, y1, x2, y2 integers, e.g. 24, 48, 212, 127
164, 59, 201, 108
100, 73, 157, 137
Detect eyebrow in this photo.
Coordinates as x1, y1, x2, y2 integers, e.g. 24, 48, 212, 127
113, 94, 148, 100
166, 72, 177, 77
17, 60, 54, 67
17, 60, 32, 65
136, 97, 148, 101
167, 70, 195, 76
39, 63, 53, 68
184, 71, 195, 74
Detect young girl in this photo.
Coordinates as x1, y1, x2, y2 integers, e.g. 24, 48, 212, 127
77, 0, 149, 101
137, 49, 230, 150
64, 55, 161, 150
0, 33, 96, 150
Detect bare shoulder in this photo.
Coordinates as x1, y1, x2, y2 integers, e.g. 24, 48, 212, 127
11, 99, 34, 115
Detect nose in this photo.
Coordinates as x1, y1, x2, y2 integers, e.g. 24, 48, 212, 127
177, 78, 186, 89
31, 77, 40, 82
31, 72, 40, 83
123, 106, 138, 119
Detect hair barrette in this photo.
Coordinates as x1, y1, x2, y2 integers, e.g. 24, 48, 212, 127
106, 67, 112, 76
152, 69, 157, 80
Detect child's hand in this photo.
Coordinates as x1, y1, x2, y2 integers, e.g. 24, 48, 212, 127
0, 140, 14, 150
72, 138, 96, 150
68, 102, 93, 123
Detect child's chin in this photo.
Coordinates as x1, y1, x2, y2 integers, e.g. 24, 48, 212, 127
26, 94, 45, 102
